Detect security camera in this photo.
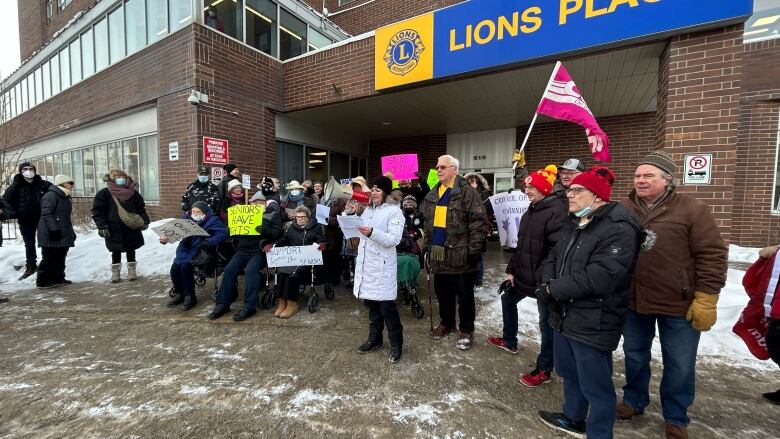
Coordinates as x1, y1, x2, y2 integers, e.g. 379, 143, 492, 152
187, 90, 200, 105
323, 7, 329, 16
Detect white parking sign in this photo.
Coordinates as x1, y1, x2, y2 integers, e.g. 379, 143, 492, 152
683, 154, 712, 185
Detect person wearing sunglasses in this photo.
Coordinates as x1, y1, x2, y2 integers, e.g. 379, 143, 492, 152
36, 175, 77, 288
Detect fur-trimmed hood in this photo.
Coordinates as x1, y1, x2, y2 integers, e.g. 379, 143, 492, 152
464, 172, 490, 191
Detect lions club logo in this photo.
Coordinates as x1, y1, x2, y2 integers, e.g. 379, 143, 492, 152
384, 29, 425, 76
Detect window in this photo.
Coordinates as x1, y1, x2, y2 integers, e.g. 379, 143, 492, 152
746, 0, 780, 42
338, 0, 356, 5
27, 75, 36, 108
108, 141, 122, 170
59, 0, 71, 9
14, 83, 22, 114
53, 152, 63, 176
82, 147, 96, 196
59, 48, 70, 90
330, 152, 350, 181
47, 1, 54, 22
246, 0, 277, 56
138, 135, 159, 201
205, 0, 242, 39
308, 27, 332, 51
279, 9, 307, 60
123, 138, 140, 184
69, 38, 82, 83
108, 6, 126, 64
125, 0, 146, 54
44, 155, 55, 181
50, 55, 61, 95
94, 17, 109, 71
71, 150, 84, 196
350, 157, 366, 179
276, 141, 304, 192
147, 0, 168, 43
81, 29, 95, 77
19, 77, 27, 111
42, 61, 51, 101
170, 0, 193, 33
33, 68, 42, 106
94, 144, 108, 182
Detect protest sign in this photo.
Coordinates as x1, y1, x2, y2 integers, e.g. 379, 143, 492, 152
152, 219, 210, 243
227, 205, 264, 236
316, 204, 330, 225
381, 154, 418, 180
337, 215, 364, 239
267, 245, 324, 267
427, 169, 438, 188
489, 191, 531, 248
340, 178, 352, 185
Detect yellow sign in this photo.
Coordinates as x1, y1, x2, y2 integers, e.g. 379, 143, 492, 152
375, 13, 434, 91
227, 205, 264, 236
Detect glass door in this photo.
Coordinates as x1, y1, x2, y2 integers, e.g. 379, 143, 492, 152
494, 171, 514, 193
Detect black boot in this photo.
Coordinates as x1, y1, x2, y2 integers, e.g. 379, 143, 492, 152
233, 306, 256, 322
388, 346, 402, 363
181, 294, 197, 311
763, 389, 780, 405
358, 338, 383, 353
167, 293, 185, 307
19, 263, 37, 280
207, 304, 231, 320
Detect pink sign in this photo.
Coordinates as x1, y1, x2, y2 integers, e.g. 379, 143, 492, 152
203, 137, 230, 165
381, 154, 418, 180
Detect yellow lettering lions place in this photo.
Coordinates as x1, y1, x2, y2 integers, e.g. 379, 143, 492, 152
449, 6, 543, 52
559, 0, 659, 25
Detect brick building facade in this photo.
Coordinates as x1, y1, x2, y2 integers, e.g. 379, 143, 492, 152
2, 0, 779, 246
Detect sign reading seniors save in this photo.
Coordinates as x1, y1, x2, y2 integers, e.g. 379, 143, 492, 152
489, 191, 531, 249
375, 0, 753, 90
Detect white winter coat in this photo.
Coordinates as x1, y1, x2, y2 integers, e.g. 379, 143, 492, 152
353, 202, 404, 301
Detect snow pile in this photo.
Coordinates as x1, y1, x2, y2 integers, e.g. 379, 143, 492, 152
729, 244, 760, 264
0, 219, 178, 290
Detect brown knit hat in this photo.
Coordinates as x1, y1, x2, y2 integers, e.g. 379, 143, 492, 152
637, 150, 677, 176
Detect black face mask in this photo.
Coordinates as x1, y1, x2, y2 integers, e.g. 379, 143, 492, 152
403, 208, 415, 215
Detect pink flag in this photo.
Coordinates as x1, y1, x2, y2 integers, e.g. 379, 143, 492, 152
536, 62, 612, 163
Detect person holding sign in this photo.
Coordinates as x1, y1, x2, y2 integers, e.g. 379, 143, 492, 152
208, 191, 283, 322
266, 206, 324, 319
219, 179, 245, 223
353, 176, 405, 364
160, 201, 227, 311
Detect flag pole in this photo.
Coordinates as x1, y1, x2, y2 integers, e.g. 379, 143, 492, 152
515, 61, 563, 163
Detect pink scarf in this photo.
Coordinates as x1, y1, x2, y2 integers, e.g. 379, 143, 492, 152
107, 179, 139, 202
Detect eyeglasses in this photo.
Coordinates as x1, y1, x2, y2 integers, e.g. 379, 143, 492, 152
65, 182, 75, 186
295, 215, 309, 220
436, 165, 454, 170
566, 187, 589, 195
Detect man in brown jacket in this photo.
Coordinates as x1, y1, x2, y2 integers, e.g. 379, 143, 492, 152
421, 155, 489, 350
618, 150, 728, 439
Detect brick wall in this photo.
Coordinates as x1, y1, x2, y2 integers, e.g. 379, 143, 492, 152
656, 25, 744, 241
320, 0, 465, 36
367, 135, 447, 181
518, 113, 658, 199
18, 0, 97, 61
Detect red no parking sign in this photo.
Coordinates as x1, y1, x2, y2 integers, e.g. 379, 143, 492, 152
683, 154, 712, 185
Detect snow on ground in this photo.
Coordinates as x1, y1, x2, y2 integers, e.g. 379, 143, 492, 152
729, 244, 760, 264
0, 219, 178, 290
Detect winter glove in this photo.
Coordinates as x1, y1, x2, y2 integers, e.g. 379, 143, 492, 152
467, 253, 481, 265
263, 244, 273, 253
685, 291, 719, 332
255, 225, 263, 234
317, 243, 326, 252
534, 283, 552, 304
49, 230, 62, 242
98, 228, 110, 239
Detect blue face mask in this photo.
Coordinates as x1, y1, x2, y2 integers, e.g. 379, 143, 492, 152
115, 178, 126, 186
198, 175, 209, 184
290, 190, 302, 197
574, 197, 597, 218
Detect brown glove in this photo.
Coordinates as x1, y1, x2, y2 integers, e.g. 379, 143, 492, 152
685, 291, 718, 332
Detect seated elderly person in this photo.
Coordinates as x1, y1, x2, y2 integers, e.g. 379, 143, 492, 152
160, 201, 227, 311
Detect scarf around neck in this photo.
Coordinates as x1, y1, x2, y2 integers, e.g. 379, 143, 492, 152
431, 184, 453, 262
107, 179, 139, 202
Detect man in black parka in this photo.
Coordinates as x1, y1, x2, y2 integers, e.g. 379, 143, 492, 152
2, 162, 52, 279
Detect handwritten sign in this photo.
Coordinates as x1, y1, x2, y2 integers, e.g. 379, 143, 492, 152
336, 215, 364, 239
227, 205, 264, 236
316, 204, 330, 225
489, 191, 530, 248
426, 169, 438, 188
152, 219, 210, 243
267, 245, 323, 267
381, 154, 418, 180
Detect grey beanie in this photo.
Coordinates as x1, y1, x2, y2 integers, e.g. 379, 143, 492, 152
637, 150, 678, 176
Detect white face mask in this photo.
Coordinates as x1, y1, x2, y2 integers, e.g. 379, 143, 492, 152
290, 190, 301, 197
191, 214, 205, 222
22, 170, 35, 179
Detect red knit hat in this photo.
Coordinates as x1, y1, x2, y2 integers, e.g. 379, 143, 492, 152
524, 165, 558, 196
570, 166, 616, 201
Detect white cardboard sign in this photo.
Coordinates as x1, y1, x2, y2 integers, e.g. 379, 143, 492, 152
267, 245, 323, 267
316, 204, 330, 225
489, 191, 531, 248
152, 219, 210, 243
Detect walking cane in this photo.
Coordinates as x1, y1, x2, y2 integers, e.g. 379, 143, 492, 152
425, 252, 433, 332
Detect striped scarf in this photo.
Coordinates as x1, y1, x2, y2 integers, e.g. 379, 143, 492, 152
431, 185, 452, 262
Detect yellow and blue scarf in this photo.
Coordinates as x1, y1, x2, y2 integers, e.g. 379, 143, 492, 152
431, 183, 453, 262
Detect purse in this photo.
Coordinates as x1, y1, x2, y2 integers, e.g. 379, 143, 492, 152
111, 195, 146, 230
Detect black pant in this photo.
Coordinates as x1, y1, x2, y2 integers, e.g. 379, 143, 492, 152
767, 320, 780, 367
37, 247, 69, 286
434, 272, 477, 333
112, 250, 136, 264
278, 272, 302, 301
324, 248, 342, 285
365, 299, 403, 348
170, 261, 195, 296
19, 222, 38, 265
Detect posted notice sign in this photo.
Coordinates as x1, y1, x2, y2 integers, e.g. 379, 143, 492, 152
683, 154, 712, 185
203, 137, 229, 165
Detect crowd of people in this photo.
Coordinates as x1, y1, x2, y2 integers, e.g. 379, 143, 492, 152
1, 150, 778, 439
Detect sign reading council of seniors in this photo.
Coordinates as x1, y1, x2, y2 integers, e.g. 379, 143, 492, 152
381, 154, 419, 180
227, 205, 264, 236
489, 191, 531, 249
375, 0, 752, 90
267, 245, 324, 268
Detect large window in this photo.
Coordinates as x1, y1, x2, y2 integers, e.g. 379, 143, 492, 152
147, 0, 168, 43
276, 140, 366, 189
746, 0, 780, 42
27, 76, 35, 109
308, 27, 331, 51
279, 9, 307, 60
138, 135, 160, 201
82, 147, 96, 196
81, 29, 95, 77
69, 39, 82, 83
125, 0, 146, 54
42, 61, 51, 100
206, 0, 243, 40
59, 48, 70, 90
94, 17, 109, 72
170, 0, 193, 33
246, 0, 277, 56
33, 68, 42, 106
276, 141, 304, 192
71, 149, 85, 196
108, 6, 126, 64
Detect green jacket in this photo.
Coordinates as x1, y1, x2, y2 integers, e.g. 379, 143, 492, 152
421, 175, 488, 274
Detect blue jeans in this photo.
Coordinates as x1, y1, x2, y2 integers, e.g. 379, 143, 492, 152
621, 310, 701, 427
19, 222, 38, 265
170, 261, 195, 296
215, 253, 265, 308
554, 332, 616, 439
501, 292, 554, 372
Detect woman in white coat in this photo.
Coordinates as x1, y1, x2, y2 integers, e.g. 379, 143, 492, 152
354, 176, 405, 363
